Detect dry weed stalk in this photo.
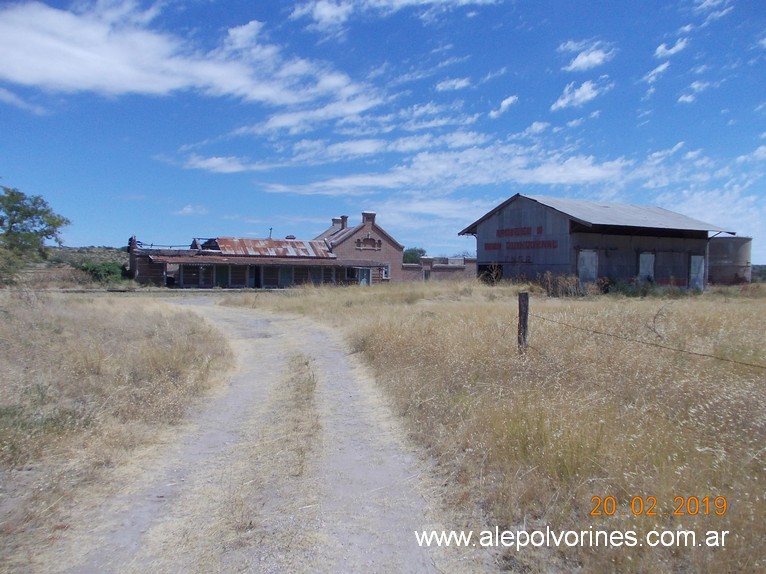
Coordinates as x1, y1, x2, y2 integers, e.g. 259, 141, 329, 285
0, 291, 231, 561
224, 280, 765, 573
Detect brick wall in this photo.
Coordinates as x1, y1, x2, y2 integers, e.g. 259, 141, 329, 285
330, 213, 406, 283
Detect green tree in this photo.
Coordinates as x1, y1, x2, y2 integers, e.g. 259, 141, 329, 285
403, 247, 427, 263
0, 186, 71, 282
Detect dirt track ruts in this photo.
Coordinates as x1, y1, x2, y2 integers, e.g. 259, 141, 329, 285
25, 297, 492, 573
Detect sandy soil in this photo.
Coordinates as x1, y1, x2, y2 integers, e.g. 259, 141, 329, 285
16, 298, 494, 573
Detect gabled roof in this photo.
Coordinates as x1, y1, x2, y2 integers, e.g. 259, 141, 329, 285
314, 222, 345, 241
316, 225, 359, 246
316, 221, 405, 250
459, 193, 734, 236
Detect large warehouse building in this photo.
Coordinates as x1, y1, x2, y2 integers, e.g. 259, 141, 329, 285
459, 194, 745, 289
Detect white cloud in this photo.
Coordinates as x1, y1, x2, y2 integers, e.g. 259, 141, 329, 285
336, 100, 476, 137
690, 80, 711, 92
489, 95, 518, 118
325, 138, 387, 158
0, 87, 47, 115
677, 80, 717, 103
242, 92, 385, 135
260, 141, 630, 196
184, 155, 253, 173
694, 0, 734, 24
372, 194, 497, 240
705, 6, 733, 22
646, 142, 686, 165
0, 1, 373, 111
551, 77, 613, 111
291, 0, 500, 32
656, 188, 764, 257
436, 77, 471, 91
512, 121, 549, 138
481, 67, 507, 82
736, 145, 766, 163
188, 127, 490, 171
643, 61, 671, 84
290, 1, 354, 32
174, 204, 209, 216
559, 40, 616, 72
441, 130, 490, 148
694, 0, 727, 11
223, 20, 267, 52
655, 38, 689, 58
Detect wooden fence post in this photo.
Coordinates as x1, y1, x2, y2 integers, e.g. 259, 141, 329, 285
518, 291, 529, 353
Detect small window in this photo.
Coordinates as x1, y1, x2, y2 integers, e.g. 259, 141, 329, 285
381, 264, 390, 280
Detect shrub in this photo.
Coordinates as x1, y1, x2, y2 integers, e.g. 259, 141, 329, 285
77, 261, 127, 284
537, 271, 583, 297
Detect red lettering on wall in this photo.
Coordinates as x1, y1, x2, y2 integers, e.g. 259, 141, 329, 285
511, 256, 533, 264
496, 227, 532, 238
505, 240, 559, 250
485, 242, 501, 251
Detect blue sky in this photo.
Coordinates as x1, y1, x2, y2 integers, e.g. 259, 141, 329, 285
1, 0, 764, 262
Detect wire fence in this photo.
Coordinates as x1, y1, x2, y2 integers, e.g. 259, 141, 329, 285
527, 310, 766, 372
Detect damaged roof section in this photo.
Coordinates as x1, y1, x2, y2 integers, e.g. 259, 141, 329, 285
193, 237, 335, 259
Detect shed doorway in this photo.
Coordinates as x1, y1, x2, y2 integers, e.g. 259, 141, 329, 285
689, 255, 705, 290
215, 265, 228, 288
639, 252, 655, 282
578, 249, 598, 283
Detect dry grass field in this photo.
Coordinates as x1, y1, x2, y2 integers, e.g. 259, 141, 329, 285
0, 291, 230, 564
224, 281, 765, 573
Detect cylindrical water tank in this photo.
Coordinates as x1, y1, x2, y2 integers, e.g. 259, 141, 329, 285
708, 237, 752, 284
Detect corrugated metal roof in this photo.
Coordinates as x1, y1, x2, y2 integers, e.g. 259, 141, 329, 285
313, 223, 344, 241
149, 255, 355, 267
208, 237, 335, 259
322, 225, 360, 246
526, 195, 733, 232
459, 193, 734, 235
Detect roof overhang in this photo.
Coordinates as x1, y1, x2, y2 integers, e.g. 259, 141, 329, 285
458, 193, 736, 236
147, 255, 383, 268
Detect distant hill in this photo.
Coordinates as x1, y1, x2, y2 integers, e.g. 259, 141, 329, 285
45, 245, 129, 268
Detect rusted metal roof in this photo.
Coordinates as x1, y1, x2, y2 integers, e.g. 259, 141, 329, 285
149, 254, 353, 267
203, 237, 335, 259
149, 255, 385, 268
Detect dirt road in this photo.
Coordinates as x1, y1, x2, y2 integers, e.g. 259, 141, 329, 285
27, 298, 492, 573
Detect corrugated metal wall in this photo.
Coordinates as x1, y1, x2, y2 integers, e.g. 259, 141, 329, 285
474, 196, 573, 279
709, 237, 752, 284
474, 196, 711, 285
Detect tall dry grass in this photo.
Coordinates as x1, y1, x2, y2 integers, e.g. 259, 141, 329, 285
224, 280, 765, 572
0, 290, 230, 558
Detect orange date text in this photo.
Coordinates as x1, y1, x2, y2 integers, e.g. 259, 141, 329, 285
590, 496, 727, 517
